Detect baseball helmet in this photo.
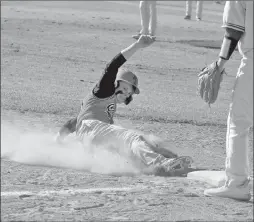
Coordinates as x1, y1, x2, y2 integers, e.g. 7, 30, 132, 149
115, 69, 140, 94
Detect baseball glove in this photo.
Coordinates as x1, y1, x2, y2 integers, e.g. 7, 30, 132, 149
198, 61, 226, 105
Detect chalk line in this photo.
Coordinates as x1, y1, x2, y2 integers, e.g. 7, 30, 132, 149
1, 186, 146, 197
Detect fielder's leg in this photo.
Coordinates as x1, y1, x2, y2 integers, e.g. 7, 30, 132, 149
196, 1, 203, 21
184, 0, 192, 20
133, 1, 150, 39
140, 0, 150, 34
205, 52, 253, 201
148, 0, 157, 37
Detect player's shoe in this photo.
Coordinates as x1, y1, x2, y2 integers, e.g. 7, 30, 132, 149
162, 156, 194, 176
184, 15, 191, 20
167, 156, 193, 168
149, 34, 156, 40
204, 178, 251, 201
196, 17, 201, 21
132, 33, 141, 40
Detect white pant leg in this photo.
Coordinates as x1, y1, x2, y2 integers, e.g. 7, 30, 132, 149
77, 120, 128, 150
139, 1, 150, 34
130, 137, 171, 168
225, 52, 253, 186
186, 1, 192, 16
196, 1, 203, 19
148, 0, 157, 35
77, 120, 181, 170
77, 120, 149, 158
130, 133, 180, 166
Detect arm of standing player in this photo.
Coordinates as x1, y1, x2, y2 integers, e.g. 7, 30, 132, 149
216, 27, 243, 71
216, 1, 245, 71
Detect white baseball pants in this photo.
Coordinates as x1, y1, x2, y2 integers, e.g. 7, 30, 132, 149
76, 119, 188, 172
139, 1, 157, 35
225, 50, 253, 186
185, 1, 203, 19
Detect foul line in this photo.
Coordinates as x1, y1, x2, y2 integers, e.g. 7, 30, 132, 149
1, 186, 146, 197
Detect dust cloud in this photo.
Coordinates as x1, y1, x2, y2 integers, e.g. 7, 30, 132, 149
1, 123, 141, 176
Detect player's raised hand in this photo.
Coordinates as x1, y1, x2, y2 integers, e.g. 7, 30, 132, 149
136, 35, 155, 48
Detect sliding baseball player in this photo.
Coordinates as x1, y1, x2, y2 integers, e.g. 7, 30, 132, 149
56, 35, 193, 176
198, 1, 253, 201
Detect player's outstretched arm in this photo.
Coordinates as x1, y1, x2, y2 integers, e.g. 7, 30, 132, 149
93, 35, 155, 99
121, 35, 155, 60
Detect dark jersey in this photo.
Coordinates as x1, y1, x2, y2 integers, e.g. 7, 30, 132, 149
93, 53, 126, 98
76, 53, 126, 130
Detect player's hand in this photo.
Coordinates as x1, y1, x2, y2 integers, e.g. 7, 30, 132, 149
197, 61, 225, 105
136, 35, 155, 48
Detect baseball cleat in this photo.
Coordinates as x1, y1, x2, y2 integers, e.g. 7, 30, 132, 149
132, 33, 141, 40
171, 156, 193, 168
163, 156, 194, 175
204, 179, 251, 201
149, 35, 156, 40
184, 15, 191, 20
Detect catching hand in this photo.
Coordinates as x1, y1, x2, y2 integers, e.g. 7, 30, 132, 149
198, 61, 226, 105
136, 35, 155, 48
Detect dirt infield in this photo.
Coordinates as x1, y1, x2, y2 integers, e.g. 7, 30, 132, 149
1, 1, 253, 221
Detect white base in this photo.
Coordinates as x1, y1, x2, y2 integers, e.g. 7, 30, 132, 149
187, 170, 253, 188
187, 170, 226, 187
